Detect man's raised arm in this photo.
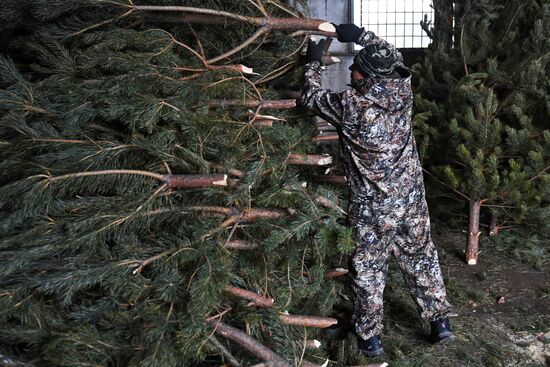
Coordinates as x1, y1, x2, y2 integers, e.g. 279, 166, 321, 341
299, 38, 344, 128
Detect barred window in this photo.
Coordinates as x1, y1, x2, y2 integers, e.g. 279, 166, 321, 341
353, 0, 434, 49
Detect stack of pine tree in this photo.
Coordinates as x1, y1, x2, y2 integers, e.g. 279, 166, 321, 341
0, 1, 367, 366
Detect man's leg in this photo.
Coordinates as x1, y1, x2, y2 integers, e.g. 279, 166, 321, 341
392, 209, 451, 322
349, 227, 392, 340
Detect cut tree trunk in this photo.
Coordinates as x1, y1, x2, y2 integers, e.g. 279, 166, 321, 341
188, 206, 291, 221
324, 268, 349, 279
135, 8, 336, 33
225, 240, 259, 250
46, 170, 230, 189
466, 199, 482, 265
210, 99, 297, 110
163, 174, 228, 189
225, 285, 275, 308
279, 314, 338, 328
287, 154, 333, 166
312, 133, 338, 143
206, 320, 292, 367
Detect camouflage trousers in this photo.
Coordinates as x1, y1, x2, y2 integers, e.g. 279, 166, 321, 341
348, 196, 451, 340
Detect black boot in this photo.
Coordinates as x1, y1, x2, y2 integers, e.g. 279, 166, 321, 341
357, 335, 385, 357
430, 317, 455, 343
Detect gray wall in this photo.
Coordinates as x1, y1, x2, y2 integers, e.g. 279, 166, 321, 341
306, 0, 355, 90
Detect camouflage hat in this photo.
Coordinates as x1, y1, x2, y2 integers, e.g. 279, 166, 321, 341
353, 43, 400, 78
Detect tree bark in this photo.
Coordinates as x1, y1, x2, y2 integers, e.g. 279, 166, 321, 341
287, 154, 333, 166
137, 9, 336, 33
188, 206, 290, 219
225, 240, 259, 250
279, 314, 338, 328
164, 174, 228, 189
206, 320, 292, 367
312, 133, 338, 143
324, 268, 349, 279
210, 99, 297, 110
466, 199, 482, 265
46, 170, 231, 189
225, 285, 275, 308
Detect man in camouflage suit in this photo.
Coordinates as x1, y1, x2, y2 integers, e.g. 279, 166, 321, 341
301, 24, 454, 356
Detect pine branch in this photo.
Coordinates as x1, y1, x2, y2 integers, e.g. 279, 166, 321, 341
314, 196, 345, 214
206, 320, 292, 367
43, 170, 229, 189
288, 154, 333, 166
422, 168, 470, 201
132, 6, 335, 33
528, 164, 550, 182
254, 61, 299, 85
209, 99, 297, 110
225, 285, 275, 308
208, 27, 270, 64
131, 5, 336, 63
208, 335, 242, 367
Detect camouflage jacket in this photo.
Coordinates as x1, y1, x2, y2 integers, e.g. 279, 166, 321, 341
301, 31, 425, 209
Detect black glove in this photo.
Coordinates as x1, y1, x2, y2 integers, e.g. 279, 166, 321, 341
305, 38, 326, 64
332, 23, 364, 43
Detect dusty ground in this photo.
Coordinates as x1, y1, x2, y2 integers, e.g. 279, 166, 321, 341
333, 228, 550, 366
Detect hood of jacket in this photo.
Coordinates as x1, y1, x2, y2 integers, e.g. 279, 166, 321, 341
351, 66, 411, 112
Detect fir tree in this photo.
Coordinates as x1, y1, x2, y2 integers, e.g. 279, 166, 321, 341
414, 0, 550, 265
0, 1, 367, 366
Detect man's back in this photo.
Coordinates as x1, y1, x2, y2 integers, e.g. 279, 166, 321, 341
301, 46, 424, 207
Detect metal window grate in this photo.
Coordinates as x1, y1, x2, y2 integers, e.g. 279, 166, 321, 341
353, 0, 434, 49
